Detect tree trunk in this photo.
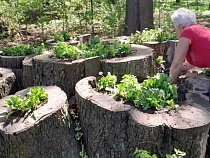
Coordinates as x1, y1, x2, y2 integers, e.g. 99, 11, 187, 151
0, 86, 81, 158
125, 0, 153, 35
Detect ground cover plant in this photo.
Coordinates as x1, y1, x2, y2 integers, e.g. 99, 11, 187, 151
97, 72, 178, 111
53, 30, 72, 43
133, 148, 186, 158
3, 86, 48, 119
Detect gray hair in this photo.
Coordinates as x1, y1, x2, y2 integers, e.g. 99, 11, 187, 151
171, 8, 197, 28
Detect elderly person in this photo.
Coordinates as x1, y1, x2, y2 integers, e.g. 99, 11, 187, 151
169, 8, 210, 84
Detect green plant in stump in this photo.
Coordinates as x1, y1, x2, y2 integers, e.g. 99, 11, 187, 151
54, 32, 64, 42
61, 31, 71, 41
3, 87, 48, 119
135, 73, 178, 110
118, 74, 141, 102
97, 72, 117, 92
2, 44, 34, 56
54, 42, 80, 60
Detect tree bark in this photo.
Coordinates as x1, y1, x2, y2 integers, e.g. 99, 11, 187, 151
100, 44, 156, 82
0, 68, 16, 99
0, 55, 26, 93
75, 73, 210, 158
125, 0, 153, 35
0, 86, 81, 158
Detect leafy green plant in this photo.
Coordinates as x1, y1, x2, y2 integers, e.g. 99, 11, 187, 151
54, 31, 71, 42
1, 44, 34, 56
118, 74, 141, 102
156, 56, 164, 66
97, 72, 117, 91
133, 148, 186, 158
97, 73, 178, 111
135, 73, 178, 110
204, 68, 210, 76
54, 42, 80, 60
130, 28, 167, 44
3, 87, 48, 119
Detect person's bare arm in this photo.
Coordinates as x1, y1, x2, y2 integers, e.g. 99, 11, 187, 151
169, 37, 191, 84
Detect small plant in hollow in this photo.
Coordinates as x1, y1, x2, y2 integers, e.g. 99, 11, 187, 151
97, 72, 117, 92
1, 44, 35, 56
54, 42, 80, 60
54, 31, 71, 42
3, 87, 48, 119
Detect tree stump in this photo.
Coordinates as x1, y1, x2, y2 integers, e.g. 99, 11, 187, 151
32, 52, 100, 100
75, 76, 132, 158
75, 75, 210, 158
77, 34, 91, 45
142, 41, 166, 59
0, 68, 16, 99
0, 55, 25, 93
0, 86, 81, 158
45, 39, 80, 47
22, 55, 34, 88
100, 44, 156, 82
166, 40, 178, 64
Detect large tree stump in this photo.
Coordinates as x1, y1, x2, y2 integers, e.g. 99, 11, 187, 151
100, 44, 156, 82
0, 55, 25, 93
0, 86, 81, 158
0, 68, 16, 99
76, 77, 131, 158
142, 41, 167, 59
75, 75, 210, 158
32, 52, 100, 100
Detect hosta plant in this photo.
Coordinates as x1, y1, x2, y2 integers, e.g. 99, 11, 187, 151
3, 87, 48, 119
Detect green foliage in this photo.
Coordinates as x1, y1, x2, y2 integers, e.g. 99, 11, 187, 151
136, 73, 178, 110
156, 56, 164, 66
54, 31, 71, 42
79, 39, 132, 59
204, 68, 210, 76
118, 74, 141, 102
3, 87, 48, 119
133, 148, 186, 158
54, 42, 80, 60
130, 28, 167, 44
2, 44, 34, 56
97, 72, 117, 91
97, 73, 178, 111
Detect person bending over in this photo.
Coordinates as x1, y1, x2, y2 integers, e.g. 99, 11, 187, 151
170, 8, 210, 84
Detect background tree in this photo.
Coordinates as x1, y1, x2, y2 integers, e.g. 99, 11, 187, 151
125, 0, 154, 35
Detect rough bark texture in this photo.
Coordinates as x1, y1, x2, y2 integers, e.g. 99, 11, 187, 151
0, 86, 81, 158
142, 41, 167, 59
77, 34, 91, 45
125, 0, 153, 35
75, 74, 210, 158
22, 55, 34, 88
0, 68, 16, 99
0, 55, 26, 93
32, 52, 100, 100
165, 40, 178, 64
100, 44, 156, 82
75, 77, 131, 158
